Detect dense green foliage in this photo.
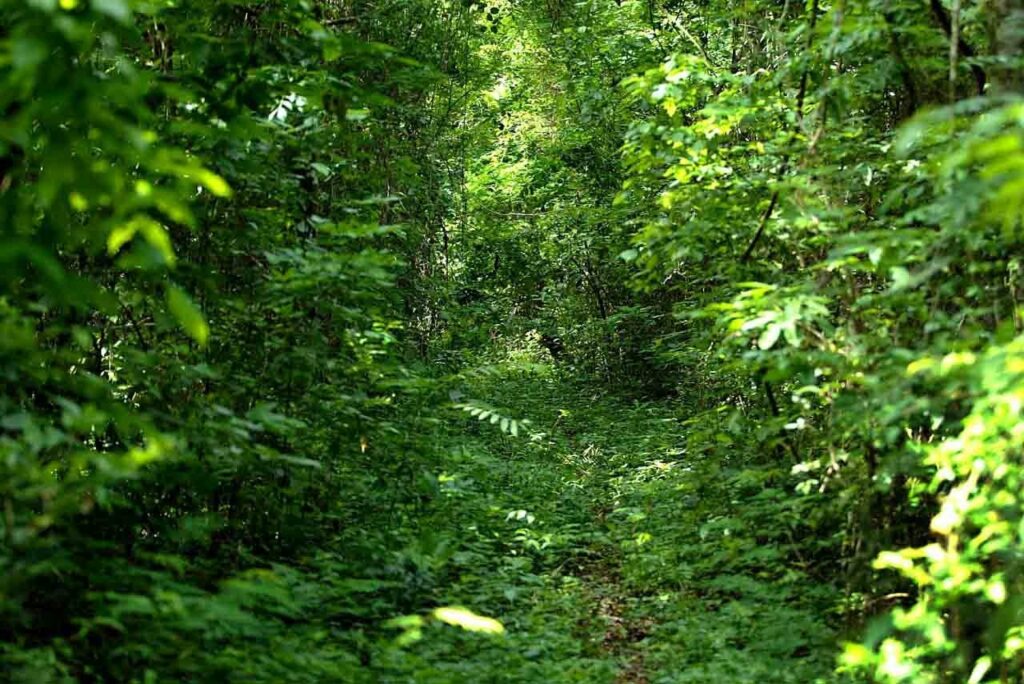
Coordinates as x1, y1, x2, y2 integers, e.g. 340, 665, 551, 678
4, 0, 1024, 682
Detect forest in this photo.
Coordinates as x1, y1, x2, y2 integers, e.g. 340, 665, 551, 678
2, 0, 1024, 681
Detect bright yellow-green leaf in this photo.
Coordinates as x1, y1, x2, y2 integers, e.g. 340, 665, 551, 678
108, 217, 176, 266
127, 437, 168, 466
108, 223, 139, 255
195, 169, 232, 197
432, 607, 504, 634
840, 643, 872, 668
139, 220, 176, 266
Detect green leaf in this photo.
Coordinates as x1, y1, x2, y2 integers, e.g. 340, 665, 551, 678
108, 217, 176, 266
107, 223, 139, 255
432, 607, 505, 634
278, 455, 322, 469
166, 286, 209, 346
758, 325, 782, 350
890, 266, 912, 291
195, 169, 232, 197
139, 220, 176, 266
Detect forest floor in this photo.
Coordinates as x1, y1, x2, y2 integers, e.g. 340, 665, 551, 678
356, 367, 843, 683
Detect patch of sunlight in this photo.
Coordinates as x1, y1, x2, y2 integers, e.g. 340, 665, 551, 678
128, 435, 172, 467
506, 509, 535, 524
486, 76, 510, 103
269, 93, 307, 123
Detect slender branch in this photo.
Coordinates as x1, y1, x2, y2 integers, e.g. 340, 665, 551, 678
928, 0, 986, 95
740, 0, 818, 262
121, 303, 150, 351
949, 0, 961, 103
741, 180, 785, 263
795, 0, 820, 123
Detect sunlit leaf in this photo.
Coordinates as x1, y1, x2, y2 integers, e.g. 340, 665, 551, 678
432, 607, 505, 634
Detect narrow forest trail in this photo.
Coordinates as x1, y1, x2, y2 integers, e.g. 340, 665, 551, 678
364, 372, 842, 683
576, 553, 654, 683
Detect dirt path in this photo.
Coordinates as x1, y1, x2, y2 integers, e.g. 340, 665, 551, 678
572, 501, 656, 683
594, 571, 653, 684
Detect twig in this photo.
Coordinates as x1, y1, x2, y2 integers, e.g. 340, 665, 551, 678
740, 0, 818, 262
